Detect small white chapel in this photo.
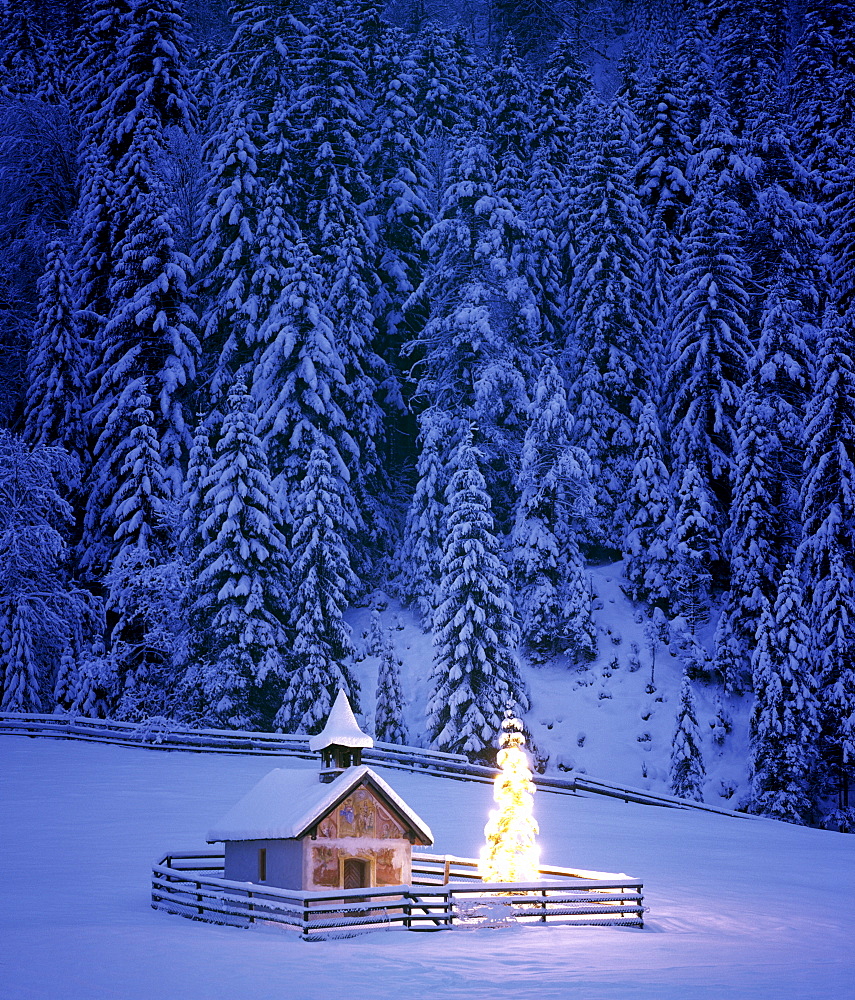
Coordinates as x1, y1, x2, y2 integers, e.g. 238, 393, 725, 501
207, 690, 434, 891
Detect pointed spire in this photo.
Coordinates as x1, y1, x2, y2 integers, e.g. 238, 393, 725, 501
309, 689, 373, 780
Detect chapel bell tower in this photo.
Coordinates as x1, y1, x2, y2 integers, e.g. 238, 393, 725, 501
309, 689, 374, 782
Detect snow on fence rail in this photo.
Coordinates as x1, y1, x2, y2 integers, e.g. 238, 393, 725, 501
0, 712, 751, 819
151, 851, 645, 938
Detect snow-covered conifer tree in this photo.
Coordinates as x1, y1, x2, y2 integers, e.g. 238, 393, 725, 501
715, 261, 815, 692
397, 408, 460, 623
749, 566, 819, 824
427, 433, 528, 756
673, 5, 717, 142
374, 618, 407, 745
623, 399, 672, 607
252, 240, 354, 537
814, 543, 855, 831
99, 385, 182, 720
0, 2, 67, 101
416, 122, 536, 351
347, 0, 390, 97
276, 442, 360, 734
195, 103, 262, 400
290, 0, 371, 253
633, 54, 693, 232
70, 641, 113, 720
751, 271, 814, 499
714, 389, 780, 686
412, 20, 475, 172
561, 89, 607, 263
182, 382, 289, 729
797, 301, 855, 822
524, 147, 565, 350
667, 105, 752, 518
0, 433, 101, 712
534, 32, 590, 172
260, 96, 301, 240
558, 90, 603, 279
711, 691, 732, 746
213, 0, 297, 102
512, 359, 595, 664
566, 97, 650, 549
669, 463, 717, 632
748, 103, 823, 317
790, 0, 855, 185
484, 35, 533, 210
94, 0, 197, 162
67, 142, 117, 362
325, 225, 391, 564
74, 0, 133, 136
493, 0, 565, 60
643, 215, 678, 378
237, 172, 301, 376
411, 125, 536, 521
23, 240, 85, 455
108, 385, 171, 558
532, 32, 591, 300
669, 671, 705, 801
81, 113, 199, 577
364, 35, 432, 349
562, 552, 598, 668
65, 4, 130, 404
798, 303, 855, 604
178, 417, 214, 565
0, 603, 38, 712
714, 0, 785, 128
827, 129, 855, 317
53, 646, 78, 713
108, 547, 186, 721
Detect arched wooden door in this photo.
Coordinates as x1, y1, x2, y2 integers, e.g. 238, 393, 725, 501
343, 857, 369, 890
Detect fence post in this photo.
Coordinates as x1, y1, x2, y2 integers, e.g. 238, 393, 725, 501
196, 880, 204, 916
443, 857, 450, 885
248, 890, 254, 924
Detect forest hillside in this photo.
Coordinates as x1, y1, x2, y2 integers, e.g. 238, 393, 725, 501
0, 0, 853, 831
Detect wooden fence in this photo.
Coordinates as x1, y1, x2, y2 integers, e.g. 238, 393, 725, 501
151, 851, 645, 938
1, 711, 751, 819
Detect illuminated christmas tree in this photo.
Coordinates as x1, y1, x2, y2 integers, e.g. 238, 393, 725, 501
480, 708, 540, 883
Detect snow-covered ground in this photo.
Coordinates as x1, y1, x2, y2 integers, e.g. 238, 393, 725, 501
353, 564, 748, 805
2, 737, 852, 1000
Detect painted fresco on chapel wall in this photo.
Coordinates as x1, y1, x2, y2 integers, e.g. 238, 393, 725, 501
317, 813, 337, 838
377, 803, 404, 839
334, 788, 404, 838
312, 846, 340, 887
375, 848, 402, 885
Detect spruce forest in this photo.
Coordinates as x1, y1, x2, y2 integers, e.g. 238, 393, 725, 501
1, 0, 853, 832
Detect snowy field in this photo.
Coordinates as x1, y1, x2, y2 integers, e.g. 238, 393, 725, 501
2, 738, 853, 1000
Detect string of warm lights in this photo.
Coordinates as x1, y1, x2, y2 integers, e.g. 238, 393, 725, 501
479, 707, 540, 883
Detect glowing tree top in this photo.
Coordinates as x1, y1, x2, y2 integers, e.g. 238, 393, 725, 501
479, 708, 540, 883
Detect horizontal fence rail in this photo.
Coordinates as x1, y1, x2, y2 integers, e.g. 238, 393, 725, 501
0, 711, 751, 819
151, 851, 644, 938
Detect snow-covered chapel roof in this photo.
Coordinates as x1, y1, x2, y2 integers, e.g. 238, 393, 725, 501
206, 765, 433, 845
308, 689, 374, 752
